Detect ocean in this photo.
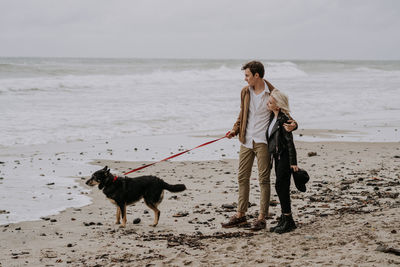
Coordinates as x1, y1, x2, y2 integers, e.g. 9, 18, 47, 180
1, 58, 399, 147
1, 58, 399, 225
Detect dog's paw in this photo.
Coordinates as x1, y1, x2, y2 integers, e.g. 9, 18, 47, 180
115, 221, 120, 225
119, 224, 126, 228
150, 223, 158, 227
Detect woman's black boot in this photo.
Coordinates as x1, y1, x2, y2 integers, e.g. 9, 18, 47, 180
274, 214, 296, 234
269, 214, 284, 232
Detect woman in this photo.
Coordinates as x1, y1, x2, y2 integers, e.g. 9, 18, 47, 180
266, 89, 298, 234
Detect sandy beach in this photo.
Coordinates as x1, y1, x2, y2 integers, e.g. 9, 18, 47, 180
1, 141, 399, 266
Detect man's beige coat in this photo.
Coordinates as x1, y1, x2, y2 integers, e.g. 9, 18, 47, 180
231, 79, 275, 144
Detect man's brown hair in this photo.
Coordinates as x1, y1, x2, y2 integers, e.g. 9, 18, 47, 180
241, 61, 265, 78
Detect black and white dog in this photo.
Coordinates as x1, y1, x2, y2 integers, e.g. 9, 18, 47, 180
86, 166, 186, 227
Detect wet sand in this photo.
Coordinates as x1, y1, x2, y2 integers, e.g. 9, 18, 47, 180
1, 141, 400, 266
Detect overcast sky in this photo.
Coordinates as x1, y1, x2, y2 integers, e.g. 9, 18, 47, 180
0, 0, 399, 60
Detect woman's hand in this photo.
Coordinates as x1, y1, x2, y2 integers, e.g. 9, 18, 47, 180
283, 120, 297, 132
291, 165, 299, 172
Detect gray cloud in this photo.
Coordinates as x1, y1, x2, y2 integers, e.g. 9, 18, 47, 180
0, 0, 399, 59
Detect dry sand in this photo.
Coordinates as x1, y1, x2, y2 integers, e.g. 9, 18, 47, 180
1, 141, 400, 266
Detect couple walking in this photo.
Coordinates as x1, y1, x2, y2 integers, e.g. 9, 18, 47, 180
222, 61, 300, 234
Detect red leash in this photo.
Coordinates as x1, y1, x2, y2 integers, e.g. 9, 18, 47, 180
113, 135, 228, 181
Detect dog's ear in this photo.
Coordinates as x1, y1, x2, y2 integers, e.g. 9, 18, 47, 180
106, 168, 110, 175
102, 166, 108, 171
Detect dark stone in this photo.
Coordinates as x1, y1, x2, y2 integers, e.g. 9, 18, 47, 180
221, 203, 237, 209
376, 245, 400, 256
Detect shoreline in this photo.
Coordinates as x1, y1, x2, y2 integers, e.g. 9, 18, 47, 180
0, 135, 399, 226
1, 141, 399, 266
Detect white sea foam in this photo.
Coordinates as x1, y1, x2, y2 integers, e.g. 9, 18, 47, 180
266, 61, 308, 78
354, 66, 400, 76
2, 59, 398, 147
0, 62, 306, 92
0, 60, 319, 147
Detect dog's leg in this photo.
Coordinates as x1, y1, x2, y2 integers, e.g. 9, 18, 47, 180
117, 203, 126, 228
116, 206, 121, 225
121, 203, 127, 228
144, 191, 163, 227
153, 208, 160, 227
145, 203, 160, 227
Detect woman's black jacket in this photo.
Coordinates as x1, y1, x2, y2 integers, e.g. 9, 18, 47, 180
266, 111, 297, 166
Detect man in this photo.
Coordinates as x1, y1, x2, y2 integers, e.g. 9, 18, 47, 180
221, 61, 297, 231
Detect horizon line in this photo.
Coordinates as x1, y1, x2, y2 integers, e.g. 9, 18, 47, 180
0, 56, 399, 62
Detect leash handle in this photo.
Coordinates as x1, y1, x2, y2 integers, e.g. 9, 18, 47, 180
113, 135, 227, 181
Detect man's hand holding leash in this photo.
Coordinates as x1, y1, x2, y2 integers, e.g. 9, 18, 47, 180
226, 130, 236, 139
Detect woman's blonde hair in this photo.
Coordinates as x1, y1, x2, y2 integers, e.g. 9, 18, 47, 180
270, 89, 290, 116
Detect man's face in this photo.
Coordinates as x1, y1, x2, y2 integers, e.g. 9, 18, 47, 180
244, 68, 258, 87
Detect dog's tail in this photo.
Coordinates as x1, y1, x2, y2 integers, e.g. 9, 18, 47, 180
162, 181, 186, 193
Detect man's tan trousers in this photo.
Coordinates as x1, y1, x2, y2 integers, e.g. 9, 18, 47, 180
237, 142, 271, 216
